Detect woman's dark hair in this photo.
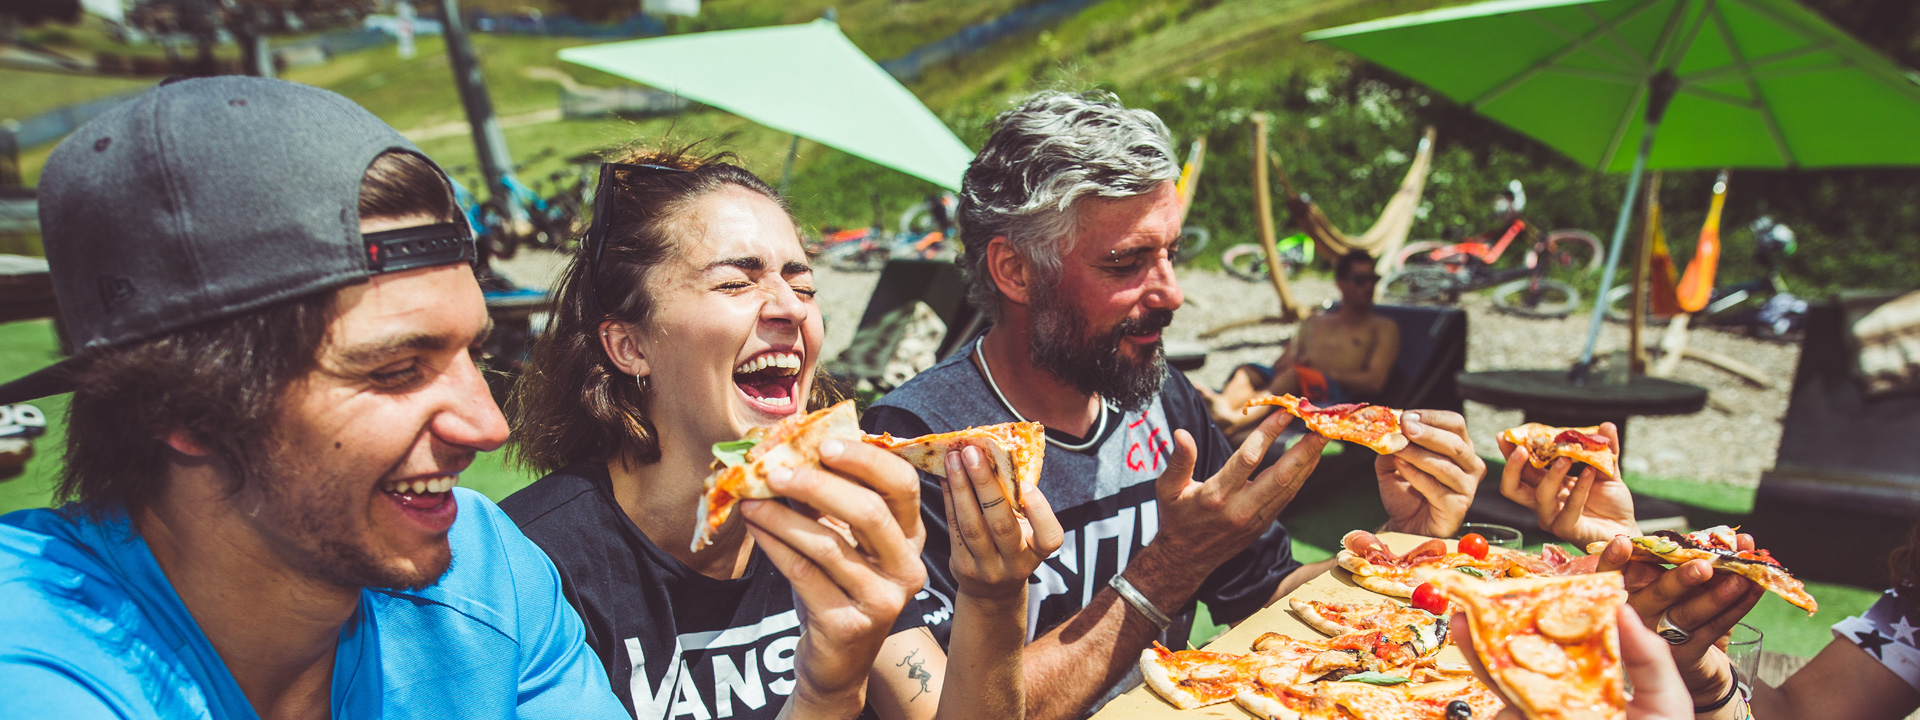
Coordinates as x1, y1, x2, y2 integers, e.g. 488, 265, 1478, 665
509, 144, 837, 473
60, 151, 458, 516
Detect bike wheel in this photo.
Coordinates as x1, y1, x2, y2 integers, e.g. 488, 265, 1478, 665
1175, 226, 1211, 265
1492, 277, 1582, 318
476, 201, 518, 259
1526, 230, 1604, 274
1382, 266, 1457, 304
1220, 243, 1270, 282
828, 246, 890, 272
1393, 240, 1448, 269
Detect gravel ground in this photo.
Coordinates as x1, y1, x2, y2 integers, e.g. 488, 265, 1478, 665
510, 249, 1793, 487
811, 264, 1796, 487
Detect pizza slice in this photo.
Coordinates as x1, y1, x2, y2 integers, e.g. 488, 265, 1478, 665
1245, 394, 1408, 454
1287, 598, 1449, 659
1139, 638, 1329, 710
1584, 525, 1817, 614
694, 400, 863, 551
1432, 572, 1628, 720
863, 421, 1045, 512
1235, 673, 1505, 720
1499, 423, 1620, 481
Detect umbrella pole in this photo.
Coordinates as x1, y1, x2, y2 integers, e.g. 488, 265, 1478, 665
1573, 71, 1679, 382
779, 134, 801, 193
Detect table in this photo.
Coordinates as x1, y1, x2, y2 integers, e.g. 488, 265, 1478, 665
0, 254, 56, 325
1454, 369, 1707, 450
1092, 533, 1464, 719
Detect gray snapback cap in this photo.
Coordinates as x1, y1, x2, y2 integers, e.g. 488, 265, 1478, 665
0, 76, 474, 404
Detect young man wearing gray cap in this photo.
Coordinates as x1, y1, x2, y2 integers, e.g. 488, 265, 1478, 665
0, 77, 626, 718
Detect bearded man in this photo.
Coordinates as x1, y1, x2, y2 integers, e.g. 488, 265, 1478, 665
862, 91, 1487, 719
0, 77, 626, 718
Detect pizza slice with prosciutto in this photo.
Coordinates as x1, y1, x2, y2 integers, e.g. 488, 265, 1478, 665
1498, 423, 1620, 481
1245, 394, 1408, 454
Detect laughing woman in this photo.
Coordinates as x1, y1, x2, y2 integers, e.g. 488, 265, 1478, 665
500, 147, 1062, 720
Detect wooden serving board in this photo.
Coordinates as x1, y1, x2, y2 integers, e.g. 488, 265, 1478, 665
1090, 532, 1467, 719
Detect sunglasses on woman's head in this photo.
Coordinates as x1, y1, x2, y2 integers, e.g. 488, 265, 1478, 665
582, 162, 693, 321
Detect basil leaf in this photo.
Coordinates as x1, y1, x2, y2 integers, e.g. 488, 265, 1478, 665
712, 438, 759, 468
1339, 672, 1411, 686
1455, 567, 1489, 579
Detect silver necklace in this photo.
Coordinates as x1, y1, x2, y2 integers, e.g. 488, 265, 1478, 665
972, 337, 1109, 452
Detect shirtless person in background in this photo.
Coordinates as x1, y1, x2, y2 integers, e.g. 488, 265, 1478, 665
1199, 250, 1400, 443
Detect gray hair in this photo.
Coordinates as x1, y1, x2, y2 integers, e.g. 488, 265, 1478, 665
957, 90, 1181, 319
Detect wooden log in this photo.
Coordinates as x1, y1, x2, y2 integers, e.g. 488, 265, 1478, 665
1250, 113, 1302, 322
1652, 314, 1691, 377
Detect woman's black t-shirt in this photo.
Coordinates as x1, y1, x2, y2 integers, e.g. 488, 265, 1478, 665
501, 463, 934, 720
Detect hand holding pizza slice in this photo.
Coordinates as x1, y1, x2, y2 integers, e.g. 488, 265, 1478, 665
1499, 423, 1620, 481
863, 421, 1044, 513
696, 400, 865, 551
1584, 525, 1817, 614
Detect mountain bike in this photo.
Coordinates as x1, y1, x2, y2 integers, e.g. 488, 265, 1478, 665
1393, 180, 1602, 275
1382, 228, 1584, 318
1221, 232, 1312, 282
1603, 216, 1806, 339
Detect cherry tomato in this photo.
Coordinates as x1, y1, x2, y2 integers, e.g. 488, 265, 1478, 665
1458, 533, 1490, 560
1411, 581, 1447, 615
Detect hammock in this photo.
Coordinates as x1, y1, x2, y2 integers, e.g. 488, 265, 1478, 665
1674, 172, 1728, 313
1272, 126, 1437, 266
1642, 171, 1727, 316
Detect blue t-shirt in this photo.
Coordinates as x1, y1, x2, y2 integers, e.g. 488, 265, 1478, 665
0, 488, 627, 719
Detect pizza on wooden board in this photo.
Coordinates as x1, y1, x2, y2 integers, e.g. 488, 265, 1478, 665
1498, 423, 1620, 481
863, 421, 1045, 512
1584, 525, 1818, 614
1432, 572, 1628, 720
1336, 530, 1595, 598
695, 400, 862, 550
1140, 629, 1469, 712
1244, 394, 1409, 454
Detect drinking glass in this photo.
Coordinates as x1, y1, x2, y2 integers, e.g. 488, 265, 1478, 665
1726, 622, 1764, 694
1457, 522, 1522, 549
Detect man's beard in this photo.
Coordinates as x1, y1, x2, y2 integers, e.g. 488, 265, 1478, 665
1029, 288, 1173, 413
233, 443, 453, 592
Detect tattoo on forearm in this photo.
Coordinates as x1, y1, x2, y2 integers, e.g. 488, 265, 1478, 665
898, 649, 932, 701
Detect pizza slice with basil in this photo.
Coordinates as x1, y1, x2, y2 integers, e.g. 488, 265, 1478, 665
1584, 525, 1817, 614
1245, 394, 1408, 454
863, 421, 1045, 513
1287, 598, 1449, 659
694, 400, 862, 551
1499, 423, 1620, 481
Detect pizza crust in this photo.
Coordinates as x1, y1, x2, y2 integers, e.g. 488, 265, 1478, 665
1287, 598, 1348, 637
1138, 648, 1211, 710
1231, 688, 1302, 720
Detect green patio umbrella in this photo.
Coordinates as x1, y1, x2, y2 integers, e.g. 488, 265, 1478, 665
560, 19, 972, 191
1306, 0, 1920, 372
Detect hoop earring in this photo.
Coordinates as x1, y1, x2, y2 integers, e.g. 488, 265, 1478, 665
636, 374, 650, 393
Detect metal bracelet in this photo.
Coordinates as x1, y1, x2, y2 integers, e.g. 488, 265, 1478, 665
1109, 573, 1173, 631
